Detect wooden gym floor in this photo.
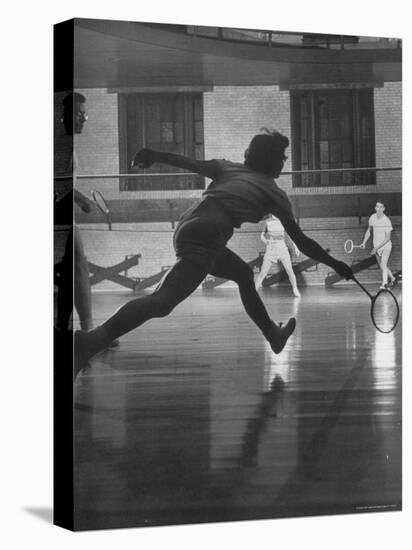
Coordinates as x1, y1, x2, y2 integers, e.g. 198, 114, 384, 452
71, 284, 402, 531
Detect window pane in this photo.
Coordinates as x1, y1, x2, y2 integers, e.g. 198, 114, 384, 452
194, 144, 203, 159
320, 173, 330, 186
301, 119, 309, 140
174, 121, 184, 143
320, 117, 328, 139
320, 141, 329, 164
194, 121, 204, 143
301, 141, 308, 165
341, 112, 351, 136
161, 122, 174, 143
329, 140, 342, 166
121, 93, 204, 190
193, 96, 203, 120
147, 121, 161, 143
160, 97, 174, 121
300, 95, 308, 117
291, 88, 375, 188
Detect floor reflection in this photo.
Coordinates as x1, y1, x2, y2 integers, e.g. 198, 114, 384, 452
72, 287, 401, 529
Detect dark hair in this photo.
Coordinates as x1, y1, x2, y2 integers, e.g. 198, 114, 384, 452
61, 92, 87, 135
62, 92, 86, 108
244, 128, 289, 176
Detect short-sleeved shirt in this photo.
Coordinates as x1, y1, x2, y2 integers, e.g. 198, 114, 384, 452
369, 213, 393, 248
264, 218, 289, 261
265, 217, 285, 239
202, 160, 293, 227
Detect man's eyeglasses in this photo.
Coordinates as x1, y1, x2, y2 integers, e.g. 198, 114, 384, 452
76, 112, 88, 121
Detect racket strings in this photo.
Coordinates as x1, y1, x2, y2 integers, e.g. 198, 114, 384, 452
344, 239, 362, 254
344, 240, 354, 253
371, 290, 399, 333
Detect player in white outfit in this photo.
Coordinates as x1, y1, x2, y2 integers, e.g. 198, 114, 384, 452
360, 201, 395, 289
255, 215, 301, 297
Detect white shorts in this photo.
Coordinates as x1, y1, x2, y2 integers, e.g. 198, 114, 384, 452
264, 241, 290, 263
375, 241, 392, 257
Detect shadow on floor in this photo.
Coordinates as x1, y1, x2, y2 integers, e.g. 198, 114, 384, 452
23, 507, 53, 524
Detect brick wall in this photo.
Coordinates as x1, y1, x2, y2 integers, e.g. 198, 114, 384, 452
374, 82, 402, 190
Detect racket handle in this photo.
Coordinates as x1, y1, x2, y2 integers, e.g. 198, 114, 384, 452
352, 275, 373, 299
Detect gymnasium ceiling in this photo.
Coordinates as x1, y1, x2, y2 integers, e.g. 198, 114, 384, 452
55, 18, 402, 92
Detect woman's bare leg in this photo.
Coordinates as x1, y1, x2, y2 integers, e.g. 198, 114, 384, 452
279, 252, 300, 297
210, 247, 296, 351
255, 255, 273, 290
80, 258, 207, 358
379, 248, 394, 286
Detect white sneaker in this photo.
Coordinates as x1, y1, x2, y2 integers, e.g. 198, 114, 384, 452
293, 288, 301, 298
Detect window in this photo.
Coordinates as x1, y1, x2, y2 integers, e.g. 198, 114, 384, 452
290, 89, 376, 187
119, 93, 205, 191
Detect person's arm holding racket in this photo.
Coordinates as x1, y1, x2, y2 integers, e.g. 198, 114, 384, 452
292, 242, 300, 257
285, 232, 300, 257
371, 228, 392, 256
132, 148, 221, 180
280, 213, 352, 280
359, 225, 372, 250
260, 226, 269, 246
74, 189, 93, 213
91, 190, 112, 230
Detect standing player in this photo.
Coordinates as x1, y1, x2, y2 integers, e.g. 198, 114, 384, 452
55, 92, 93, 333
255, 214, 301, 297
360, 201, 396, 289
75, 130, 353, 375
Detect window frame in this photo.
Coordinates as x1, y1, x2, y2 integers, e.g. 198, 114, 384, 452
290, 88, 376, 188
118, 92, 205, 191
